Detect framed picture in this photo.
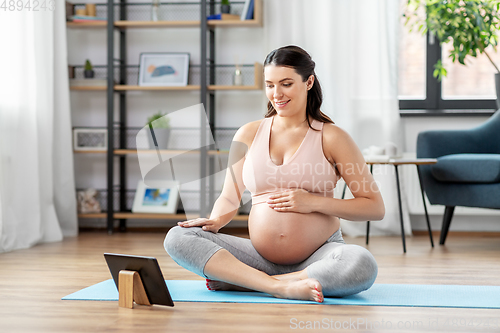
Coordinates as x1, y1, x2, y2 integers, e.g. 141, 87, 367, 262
138, 53, 190, 87
132, 180, 180, 214
73, 128, 107, 151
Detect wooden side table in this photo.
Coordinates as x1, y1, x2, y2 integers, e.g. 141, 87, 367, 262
342, 158, 438, 253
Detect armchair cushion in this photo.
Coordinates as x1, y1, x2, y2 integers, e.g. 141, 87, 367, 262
431, 154, 500, 183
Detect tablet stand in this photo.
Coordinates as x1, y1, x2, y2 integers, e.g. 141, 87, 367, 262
118, 270, 152, 309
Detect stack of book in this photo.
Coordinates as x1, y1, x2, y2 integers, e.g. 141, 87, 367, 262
207, 13, 240, 21
68, 15, 107, 23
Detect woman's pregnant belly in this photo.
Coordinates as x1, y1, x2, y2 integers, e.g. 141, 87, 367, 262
248, 203, 340, 265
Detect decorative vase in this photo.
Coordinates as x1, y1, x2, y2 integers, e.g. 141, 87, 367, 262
221, 4, 230, 13
84, 70, 95, 78
147, 128, 171, 149
495, 73, 500, 110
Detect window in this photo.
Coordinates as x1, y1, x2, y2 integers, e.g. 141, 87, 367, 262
442, 42, 500, 100
398, 1, 426, 100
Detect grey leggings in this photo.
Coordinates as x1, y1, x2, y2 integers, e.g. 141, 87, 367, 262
164, 226, 378, 297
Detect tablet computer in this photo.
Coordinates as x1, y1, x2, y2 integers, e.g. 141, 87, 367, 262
104, 253, 174, 307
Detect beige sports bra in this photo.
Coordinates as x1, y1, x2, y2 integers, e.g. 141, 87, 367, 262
242, 116, 339, 205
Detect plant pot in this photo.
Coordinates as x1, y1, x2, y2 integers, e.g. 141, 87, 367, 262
84, 69, 95, 78
147, 128, 171, 149
495, 73, 500, 110
221, 4, 231, 13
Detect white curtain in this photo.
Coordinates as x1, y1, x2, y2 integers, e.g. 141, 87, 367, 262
263, 0, 411, 236
0, 5, 78, 253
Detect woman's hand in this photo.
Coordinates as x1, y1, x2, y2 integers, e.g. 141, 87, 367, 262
177, 217, 222, 233
267, 189, 315, 214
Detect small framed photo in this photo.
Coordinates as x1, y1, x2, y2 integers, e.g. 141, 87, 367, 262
73, 128, 107, 151
138, 52, 190, 87
132, 180, 180, 214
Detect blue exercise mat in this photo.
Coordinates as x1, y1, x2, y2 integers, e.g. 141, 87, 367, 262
62, 280, 500, 309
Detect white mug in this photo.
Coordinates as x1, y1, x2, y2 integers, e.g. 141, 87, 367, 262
370, 145, 385, 155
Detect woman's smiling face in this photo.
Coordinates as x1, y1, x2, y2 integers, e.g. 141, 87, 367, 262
264, 65, 313, 118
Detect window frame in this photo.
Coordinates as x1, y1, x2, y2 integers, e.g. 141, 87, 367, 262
399, 33, 497, 116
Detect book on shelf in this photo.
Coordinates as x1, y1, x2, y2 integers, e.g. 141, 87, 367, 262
65, 1, 74, 21
246, 0, 254, 20
207, 13, 240, 20
70, 79, 107, 87
240, 0, 254, 20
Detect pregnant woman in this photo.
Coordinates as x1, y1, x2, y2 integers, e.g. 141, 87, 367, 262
164, 45, 384, 303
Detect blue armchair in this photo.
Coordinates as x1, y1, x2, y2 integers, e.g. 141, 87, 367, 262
416, 110, 500, 245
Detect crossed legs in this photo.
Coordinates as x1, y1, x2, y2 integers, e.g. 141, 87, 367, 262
164, 226, 377, 302
203, 248, 324, 302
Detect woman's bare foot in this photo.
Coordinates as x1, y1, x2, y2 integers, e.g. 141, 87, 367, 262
206, 277, 323, 302
274, 278, 323, 303
206, 279, 254, 292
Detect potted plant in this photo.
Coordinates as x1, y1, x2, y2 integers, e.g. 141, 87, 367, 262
221, 0, 231, 14
84, 59, 95, 78
146, 111, 171, 149
404, 0, 500, 107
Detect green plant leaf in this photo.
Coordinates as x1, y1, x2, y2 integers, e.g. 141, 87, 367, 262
433, 59, 447, 81
84, 59, 93, 71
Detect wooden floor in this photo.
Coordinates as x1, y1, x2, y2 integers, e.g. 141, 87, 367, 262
1, 228, 500, 333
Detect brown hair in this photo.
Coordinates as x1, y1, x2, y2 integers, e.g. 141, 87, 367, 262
263, 45, 334, 130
